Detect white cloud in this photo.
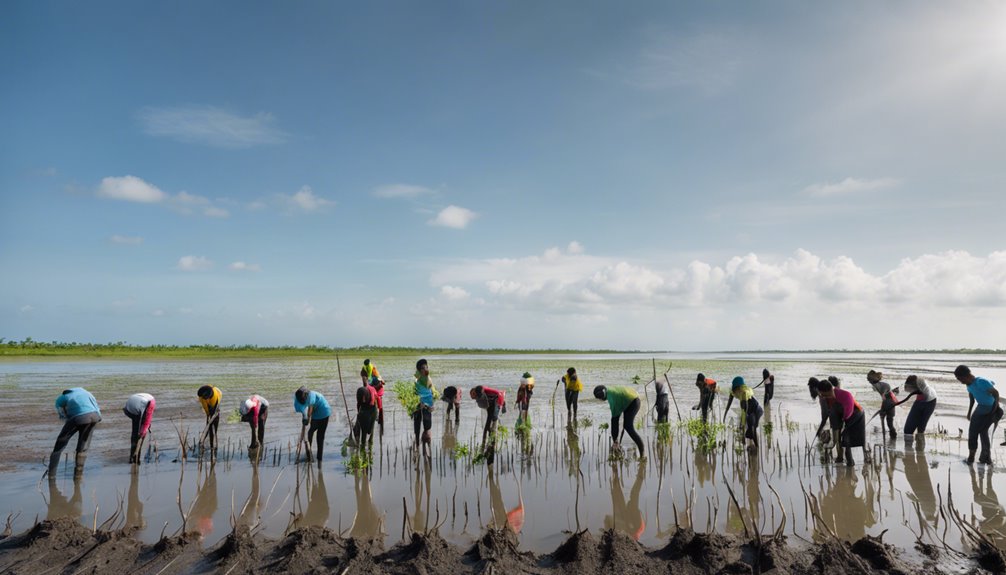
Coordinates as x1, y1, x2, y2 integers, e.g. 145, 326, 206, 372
803, 177, 901, 197
97, 175, 166, 203
137, 105, 287, 148
567, 241, 585, 254
19, 305, 33, 314
428, 205, 477, 229
280, 186, 335, 213
176, 255, 213, 272
229, 261, 262, 272
97, 176, 231, 218
203, 206, 230, 218
440, 285, 470, 300
373, 184, 436, 199
151, 309, 165, 317
432, 244, 1006, 314
110, 235, 143, 245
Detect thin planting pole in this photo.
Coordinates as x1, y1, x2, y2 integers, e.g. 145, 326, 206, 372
335, 354, 355, 435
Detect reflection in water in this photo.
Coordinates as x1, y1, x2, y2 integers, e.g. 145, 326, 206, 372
605, 464, 645, 541
412, 460, 432, 532
487, 470, 525, 534
125, 469, 145, 531
816, 467, 876, 541
903, 437, 937, 522
46, 476, 83, 521
190, 464, 218, 539
301, 468, 330, 528
971, 466, 1006, 544
350, 473, 383, 538
237, 464, 261, 529
694, 449, 715, 487
442, 419, 457, 452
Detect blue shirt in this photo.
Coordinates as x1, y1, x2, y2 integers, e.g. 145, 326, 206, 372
55, 388, 100, 419
968, 377, 998, 413
293, 390, 331, 420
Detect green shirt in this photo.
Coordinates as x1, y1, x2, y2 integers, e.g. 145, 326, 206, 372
606, 386, 639, 417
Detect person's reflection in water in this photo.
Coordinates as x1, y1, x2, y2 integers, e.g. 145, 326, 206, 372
237, 464, 261, 529
816, 467, 875, 541
46, 476, 83, 521
488, 468, 508, 530
301, 468, 330, 528
694, 448, 715, 487
412, 459, 432, 532
350, 472, 383, 538
745, 452, 762, 529
565, 425, 581, 477
189, 464, 218, 539
903, 437, 937, 522
125, 468, 146, 531
442, 418, 457, 453
970, 465, 1006, 544
605, 463, 646, 541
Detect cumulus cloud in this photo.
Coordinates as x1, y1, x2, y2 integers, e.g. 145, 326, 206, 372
431, 244, 1006, 314
97, 176, 229, 218
440, 285, 470, 300
428, 205, 477, 229
280, 186, 335, 213
176, 255, 213, 272
97, 175, 166, 203
373, 184, 436, 199
803, 177, 901, 197
110, 235, 143, 245
137, 105, 287, 148
229, 261, 262, 272
19, 304, 33, 314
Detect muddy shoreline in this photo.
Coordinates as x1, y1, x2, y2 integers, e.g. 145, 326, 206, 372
1, 516, 1000, 575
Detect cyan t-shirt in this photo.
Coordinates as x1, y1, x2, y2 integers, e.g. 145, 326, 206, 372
55, 388, 101, 419
294, 390, 332, 420
968, 377, 997, 413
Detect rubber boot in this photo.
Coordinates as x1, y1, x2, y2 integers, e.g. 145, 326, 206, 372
979, 450, 992, 465
844, 446, 854, 467
73, 452, 87, 479
48, 451, 62, 476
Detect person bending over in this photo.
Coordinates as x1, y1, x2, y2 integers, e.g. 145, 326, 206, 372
724, 377, 763, 451
294, 386, 332, 465
197, 385, 222, 459
594, 385, 644, 458
239, 394, 269, 450
123, 393, 155, 464
471, 385, 506, 453
955, 364, 1003, 465
817, 379, 868, 466
50, 388, 102, 478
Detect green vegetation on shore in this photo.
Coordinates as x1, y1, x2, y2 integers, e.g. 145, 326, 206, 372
0, 338, 643, 358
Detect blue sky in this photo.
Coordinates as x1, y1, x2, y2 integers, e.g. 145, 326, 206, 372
2, 1, 1006, 350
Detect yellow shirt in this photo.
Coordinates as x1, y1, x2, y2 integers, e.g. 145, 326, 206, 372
563, 374, 583, 392
199, 387, 222, 416
732, 385, 753, 401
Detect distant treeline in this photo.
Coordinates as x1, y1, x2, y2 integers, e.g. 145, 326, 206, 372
0, 338, 639, 357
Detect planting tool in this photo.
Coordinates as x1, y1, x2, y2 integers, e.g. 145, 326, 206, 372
335, 354, 356, 435
866, 391, 919, 425
662, 362, 682, 421
751, 377, 770, 390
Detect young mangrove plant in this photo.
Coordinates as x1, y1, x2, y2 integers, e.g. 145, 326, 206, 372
452, 444, 470, 460
656, 421, 672, 444
682, 418, 726, 453
392, 380, 420, 415
515, 417, 532, 443
578, 416, 593, 429
344, 450, 372, 474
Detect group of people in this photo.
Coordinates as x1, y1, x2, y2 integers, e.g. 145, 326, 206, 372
44, 360, 1003, 478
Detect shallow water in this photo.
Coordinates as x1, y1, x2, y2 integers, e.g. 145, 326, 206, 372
1, 353, 1005, 570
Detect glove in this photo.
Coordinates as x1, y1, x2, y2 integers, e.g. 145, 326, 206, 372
302, 418, 309, 427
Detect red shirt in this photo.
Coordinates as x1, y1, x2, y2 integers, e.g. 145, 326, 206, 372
483, 386, 505, 407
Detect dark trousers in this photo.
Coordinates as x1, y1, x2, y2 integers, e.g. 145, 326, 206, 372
700, 390, 715, 423
413, 406, 432, 443
357, 405, 378, 443
565, 389, 579, 417
656, 394, 669, 423
52, 412, 100, 456
763, 383, 774, 404
123, 405, 153, 459
903, 399, 936, 435
240, 405, 268, 447
880, 397, 896, 436
307, 416, 329, 461
612, 398, 644, 455
205, 407, 220, 451
969, 406, 1003, 459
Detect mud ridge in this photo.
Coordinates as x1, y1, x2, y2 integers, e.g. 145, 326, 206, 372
0, 519, 983, 575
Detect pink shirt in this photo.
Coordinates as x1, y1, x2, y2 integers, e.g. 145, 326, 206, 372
834, 388, 858, 420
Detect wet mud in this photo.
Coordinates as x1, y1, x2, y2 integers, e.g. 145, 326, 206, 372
0, 517, 988, 575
